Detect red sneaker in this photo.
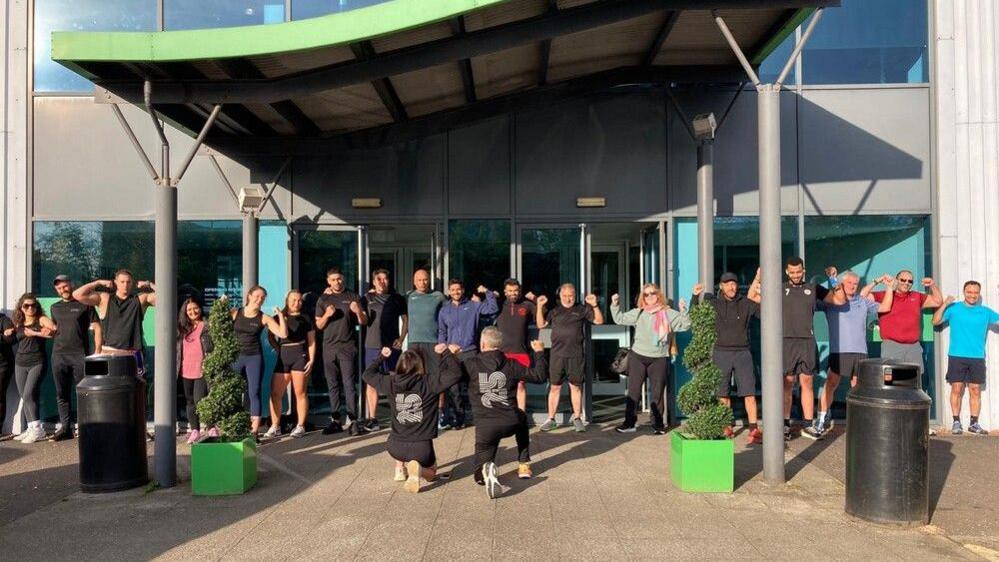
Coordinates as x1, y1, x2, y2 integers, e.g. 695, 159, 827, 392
747, 428, 763, 445
723, 426, 735, 438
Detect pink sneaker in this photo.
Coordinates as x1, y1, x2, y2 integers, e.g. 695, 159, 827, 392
207, 427, 220, 438
186, 430, 202, 444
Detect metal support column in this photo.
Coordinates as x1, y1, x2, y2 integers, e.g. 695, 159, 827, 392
243, 213, 259, 293
696, 141, 714, 288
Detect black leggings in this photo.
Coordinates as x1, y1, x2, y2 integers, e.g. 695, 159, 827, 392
474, 410, 531, 472
0, 364, 12, 430
625, 352, 669, 429
183, 378, 209, 429
15, 363, 46, 423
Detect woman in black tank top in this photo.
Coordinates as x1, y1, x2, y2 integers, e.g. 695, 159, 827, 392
231, 286, 287, 436
12, 293, 57, 443
263, 290, 316, 439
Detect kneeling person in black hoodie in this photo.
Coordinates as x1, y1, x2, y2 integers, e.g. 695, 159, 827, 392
363, 344, 462, 493
445, 326, 548, 499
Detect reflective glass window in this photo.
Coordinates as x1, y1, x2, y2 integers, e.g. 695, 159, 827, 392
165, 0, 286, 30
292, 0, 390, 20
448, 220, 510, 293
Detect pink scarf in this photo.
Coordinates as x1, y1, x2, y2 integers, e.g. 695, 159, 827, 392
641, 304, 670, 343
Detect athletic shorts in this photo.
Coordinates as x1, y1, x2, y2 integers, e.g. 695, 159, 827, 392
828, 353, 867, 379
505, 352, 530, 368
549, 355, 584, 386
387, 437, 436, 467
783, 338, 817, 377
880, 340, 925, 374
946, 356, 986, 385
713, 348, 755, 397
274, 344, 309, 373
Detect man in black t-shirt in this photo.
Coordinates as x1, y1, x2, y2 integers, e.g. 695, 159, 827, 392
360, 269, 408, 432
315, 267, 367, 435
496, 278, 536, 411
536, 283, 603, 433
49, 275, 102, 441
767, 257, 845, 441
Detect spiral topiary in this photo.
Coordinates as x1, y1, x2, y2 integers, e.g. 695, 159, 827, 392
677, 301, 733, 440
196, 295, 251, 442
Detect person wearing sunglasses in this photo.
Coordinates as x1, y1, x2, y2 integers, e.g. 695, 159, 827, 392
932, 280, 999, 435
0, 307, 16, 439
11, 294, 57, 443
611, 284, 691, 435
871, 269, 944, 396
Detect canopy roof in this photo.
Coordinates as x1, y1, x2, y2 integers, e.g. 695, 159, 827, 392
52, 0, 837, 145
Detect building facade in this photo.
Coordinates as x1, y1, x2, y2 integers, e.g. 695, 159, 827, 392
2, 0, 996, 429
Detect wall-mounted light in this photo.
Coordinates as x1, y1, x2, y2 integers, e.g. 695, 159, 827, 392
352, 197, 383, 209
238, 186, 265, 212
576, 197, 606, 208
692, 112, 717, 142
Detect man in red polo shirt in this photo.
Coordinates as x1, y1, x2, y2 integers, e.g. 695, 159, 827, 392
872, 270, 944, 379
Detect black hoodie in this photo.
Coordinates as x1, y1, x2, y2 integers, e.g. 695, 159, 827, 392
448, 349, 548, 426
362, 351, 462, 442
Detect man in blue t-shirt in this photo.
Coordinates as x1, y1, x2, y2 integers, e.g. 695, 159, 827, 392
933, 280, 999, 435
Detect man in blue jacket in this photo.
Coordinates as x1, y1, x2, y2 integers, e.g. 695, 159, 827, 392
438, 279, 498, 428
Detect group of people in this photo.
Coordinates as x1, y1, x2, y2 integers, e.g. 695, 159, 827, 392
1, 258, 995, 498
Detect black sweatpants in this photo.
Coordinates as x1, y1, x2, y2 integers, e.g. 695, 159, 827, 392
323, 342, 358, 421
474, 410, 531, 472
52, 353, 86, 427
183, 377, 208, 429
624, 352, 669, 429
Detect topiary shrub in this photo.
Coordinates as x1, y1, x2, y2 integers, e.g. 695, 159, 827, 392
677, 301, 733, 440
196, 295, 251, 442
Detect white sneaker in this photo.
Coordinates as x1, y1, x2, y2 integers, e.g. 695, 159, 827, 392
290, 425, 306, 438
21, 425, 46, 444
404, 460, 422, 493
263, 425, 282, 438
394, 465, 407, 482
483, 462, 501, 499
13, 430, 28, 441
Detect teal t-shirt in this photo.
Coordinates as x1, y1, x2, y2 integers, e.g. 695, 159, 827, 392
942, 302, 999, 359
406, 290, 445, 344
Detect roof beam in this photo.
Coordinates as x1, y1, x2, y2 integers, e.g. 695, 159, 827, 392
643, 10, 682, 67
350, 41, 409, 122
749, 8, 811, 64
215, 58, 320, 134
538, 0, 559, 86
449, 16, 477, 103
208, 64, 746, 155
97, 0, 838, 105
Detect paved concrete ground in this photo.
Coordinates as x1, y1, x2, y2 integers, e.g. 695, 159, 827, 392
0, 421, 996, 561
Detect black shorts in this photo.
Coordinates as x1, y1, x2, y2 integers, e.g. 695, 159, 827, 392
549, 355, 584, 386
946, 356, 986, 385
828, 353, 867, 379
714, 348, 755, 397
275, 344, 309, 373
387, 437, 436, 467
783, 338, 817, 377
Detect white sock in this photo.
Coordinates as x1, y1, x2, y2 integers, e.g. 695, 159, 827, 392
817, 411, 828, 424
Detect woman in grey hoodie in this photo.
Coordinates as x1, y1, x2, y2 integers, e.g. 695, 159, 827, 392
610, 283, 690, 434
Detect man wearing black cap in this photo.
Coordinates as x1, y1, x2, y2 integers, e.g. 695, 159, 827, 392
49, 275, 102, 440
693, 270, 763, 444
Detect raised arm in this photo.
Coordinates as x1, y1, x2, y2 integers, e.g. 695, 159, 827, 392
262, 307, 288, 339
747, 268, 762, 304
668, 301, 692, 332
361, 347, 393, 395
514, 340, 549, 384
535, 295, 549, 328
923, 277, 944, 308
429, 344, 464, 394
477, 286, 499, 316
932, 296, 954, 326
72, 280, 109, 308
137, 281, 156, 308
609, 294, 640, 325
585, 293, 604, 325
314, 301, 334, 331
876, 277, 896, 313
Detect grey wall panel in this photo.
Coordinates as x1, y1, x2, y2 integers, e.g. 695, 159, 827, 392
32, 97, 291, 220
798, 87, 930, 214
669, 89, 800, 216
448, 116, 510, 217
291, 135, 444, 222
514, 94, 668, 219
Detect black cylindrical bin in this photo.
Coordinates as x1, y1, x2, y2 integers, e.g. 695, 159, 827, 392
77, 354, 148, 493
845, 359, 931, 525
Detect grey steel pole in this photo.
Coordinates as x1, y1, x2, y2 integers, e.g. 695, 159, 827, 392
153, 182, 178, 488
243, 213, 259, 294
758, 84, 785, 485
696, 141, 714, 289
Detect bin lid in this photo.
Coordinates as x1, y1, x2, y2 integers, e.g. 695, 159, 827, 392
856, 358, 920, 390
85, 354, 139, 377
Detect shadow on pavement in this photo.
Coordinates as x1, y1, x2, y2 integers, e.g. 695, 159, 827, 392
927, 438, 955, 520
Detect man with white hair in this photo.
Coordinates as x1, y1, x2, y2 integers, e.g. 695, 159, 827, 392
443, 326, 548, 499
811, 269, 886, 437
535, 283, 603, 433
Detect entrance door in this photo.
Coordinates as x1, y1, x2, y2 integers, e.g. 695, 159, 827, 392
365, 224, 441, 293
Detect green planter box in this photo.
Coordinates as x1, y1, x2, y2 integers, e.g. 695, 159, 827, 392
670, 431, 734, 493
192, 438, 257, 495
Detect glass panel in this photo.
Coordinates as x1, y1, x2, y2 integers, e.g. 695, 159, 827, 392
292, 0, 391, 20
758, 31, 796, 85
177, 221, 242, 309
590, 250, 620, 320
448, 220, 511, 292
296, 229, 359, 296
801, 0, 928, 84
165, 0, 286, 30
804, 215, 933, 416
521, 228, 581, 303
34, 0, 157, 92
642, 226, 660, 286
368, 251, 396, 286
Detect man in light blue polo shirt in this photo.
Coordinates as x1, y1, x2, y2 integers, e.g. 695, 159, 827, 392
933, 280, 999, 435
811, 270, 882, 437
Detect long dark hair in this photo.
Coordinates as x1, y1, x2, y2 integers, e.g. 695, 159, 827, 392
395, 350, 426, 377
13, 293, 45, 327
177, 298, 203, 341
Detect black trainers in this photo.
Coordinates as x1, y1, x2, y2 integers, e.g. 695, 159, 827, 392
615, 424, 636, 434
474, 466, 485, 486
52, 428, 74, 442
322, 420, 343, 435
363, 418, 381, 432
